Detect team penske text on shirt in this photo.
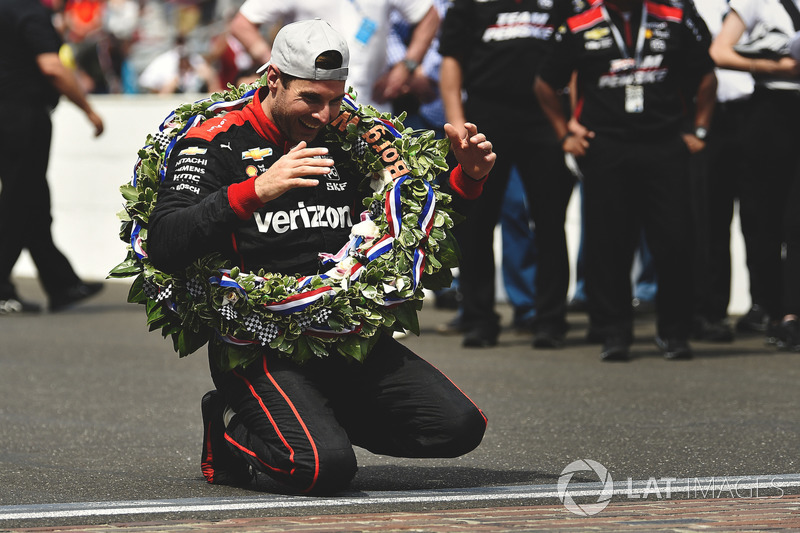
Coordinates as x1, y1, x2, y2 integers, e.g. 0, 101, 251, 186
599, 55, 667, 88
253, 202, 353, 234
483, 11, 554, 42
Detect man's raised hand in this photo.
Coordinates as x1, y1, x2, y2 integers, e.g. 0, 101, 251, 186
444, 122, 496, 180
253, 142, 332, 203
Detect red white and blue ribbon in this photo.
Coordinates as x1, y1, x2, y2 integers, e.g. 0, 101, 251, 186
385, 177, 436, 238
340, 94, 402, 139
265, 286, 335, 315
130, 222, 146, 259
209, 270, 247, 293
296, 274, 330, 291
365, 234, 394, 261
343, 94, 358, 111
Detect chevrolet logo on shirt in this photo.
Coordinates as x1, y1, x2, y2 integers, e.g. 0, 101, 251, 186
242, 147, 274, 161
585, 27, 610, 40
179, 146, 208, 156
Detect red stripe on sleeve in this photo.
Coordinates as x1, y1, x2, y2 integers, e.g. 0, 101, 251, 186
448, 164, 488, 200
228, 177, 264, 220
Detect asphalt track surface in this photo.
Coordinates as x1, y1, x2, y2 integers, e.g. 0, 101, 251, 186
1, 278, 799, 530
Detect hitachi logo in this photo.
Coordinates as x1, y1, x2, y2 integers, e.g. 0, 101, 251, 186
253, 202, 353, 234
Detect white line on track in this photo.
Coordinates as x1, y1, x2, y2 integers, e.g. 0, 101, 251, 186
2, 473, 800, 521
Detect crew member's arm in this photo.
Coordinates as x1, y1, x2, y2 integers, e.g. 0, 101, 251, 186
534, 77, 570, 148
229, 11, 271, 64
439, 56, 466, 134
36, 52, 103, 136
681, 4, 717, 153
534, 21, 592, 156
438, 0, 471, 134
375, 6, 441, 102
683, 70, 717, 154
709, 9, 800, 78
534, 76, 591, 157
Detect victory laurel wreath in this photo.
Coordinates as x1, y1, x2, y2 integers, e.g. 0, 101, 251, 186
109, 77, 462, 371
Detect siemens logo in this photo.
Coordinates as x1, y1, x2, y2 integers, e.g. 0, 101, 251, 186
253, 202, 353, 234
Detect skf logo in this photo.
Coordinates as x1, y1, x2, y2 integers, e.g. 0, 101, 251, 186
585, 27, 610, 40
327, 183, 347, 191
179, 146, 207, 156
242, 147, 273, 161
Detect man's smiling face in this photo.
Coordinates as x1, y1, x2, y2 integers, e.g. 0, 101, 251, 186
265, 68, 346, 145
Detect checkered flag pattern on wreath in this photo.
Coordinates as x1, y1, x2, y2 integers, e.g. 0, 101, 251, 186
143, 279, 172, 302
151, 129, 173, 150
143, 279, 159, 300
369, 199, 383, 219
243, 314, 263, 333
219, 304, 238, 321
314, 308, 333, 325
295, 313, 313, 331
258, 323, 280, 345
186, 278, 205, 298
355, 137, 369, 159
155, 283, 173, 302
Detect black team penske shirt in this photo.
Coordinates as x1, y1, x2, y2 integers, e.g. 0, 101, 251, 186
439, 0, 573, 107
538, 0, 714, 141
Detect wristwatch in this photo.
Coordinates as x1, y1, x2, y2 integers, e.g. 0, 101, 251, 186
693, 126, 708, 140
400, 58, 419, 72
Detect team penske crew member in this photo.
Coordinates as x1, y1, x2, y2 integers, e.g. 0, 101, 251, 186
147, 19, 495, 494
534, 0, 716, 361
439, 0, 577, 349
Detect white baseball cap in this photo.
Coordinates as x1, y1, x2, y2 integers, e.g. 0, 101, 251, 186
257, 18, 349, 81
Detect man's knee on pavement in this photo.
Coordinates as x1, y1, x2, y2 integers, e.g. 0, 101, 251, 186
435, 405, 487, 457
310, 445, 358, 494
404, 404, 487, 458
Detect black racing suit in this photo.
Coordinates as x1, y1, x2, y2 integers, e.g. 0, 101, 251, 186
147, 88, 488, 493
538, 0, 715, 343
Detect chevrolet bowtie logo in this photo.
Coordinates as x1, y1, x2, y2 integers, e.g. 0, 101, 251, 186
179, 146, 208, 156
585, 27, 610, 40
241, 147, 274, 161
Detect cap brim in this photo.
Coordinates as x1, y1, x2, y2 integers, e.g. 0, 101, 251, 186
256, 61, 271, 74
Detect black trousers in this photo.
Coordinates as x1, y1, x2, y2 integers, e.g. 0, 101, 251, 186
690, 98, 753, 322
0, 102, 80, 299
785, 170, 800, 317
581, 134, 694, 341
210, 334, 487, 494
738, 89, 800, 320
455, 97, 575, 331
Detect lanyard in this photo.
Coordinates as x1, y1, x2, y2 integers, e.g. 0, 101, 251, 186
600, 2, 648, 67
346, 0, 366, 17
